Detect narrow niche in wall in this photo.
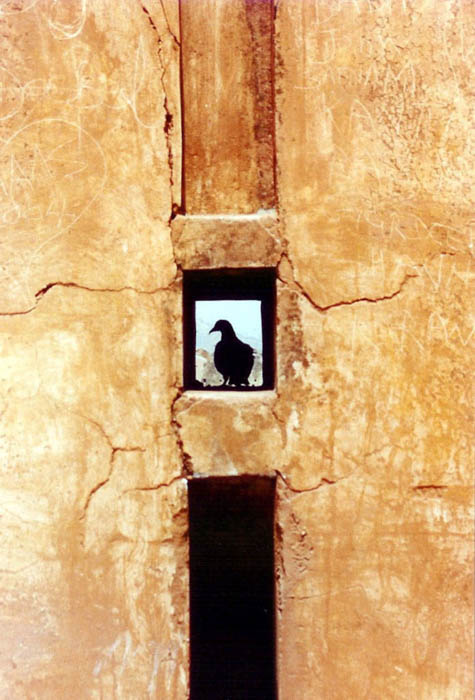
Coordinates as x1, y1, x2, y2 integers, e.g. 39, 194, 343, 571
183, 268, 275, 390
188, 476, 277, 700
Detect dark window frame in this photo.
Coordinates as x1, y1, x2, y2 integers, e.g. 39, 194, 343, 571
183, 268, 276, 391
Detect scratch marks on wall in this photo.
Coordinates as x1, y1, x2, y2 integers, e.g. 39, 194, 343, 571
0, 0, 181, 313
93, 630, 132, 679
0, 118, 107, 301
47, 0, 88, 41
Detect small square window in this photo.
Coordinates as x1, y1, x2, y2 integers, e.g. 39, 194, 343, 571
183, 269, 275, 391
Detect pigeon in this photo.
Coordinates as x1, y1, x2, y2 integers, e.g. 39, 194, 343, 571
209, 319, 254, 387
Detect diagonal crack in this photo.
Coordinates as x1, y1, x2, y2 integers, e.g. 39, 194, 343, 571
81, 473, 112, 521
0, 305, 38, 318
80, 445, 146, 521
74, 413, 146, 520
122, 473, 186, 494
275, 469, 338, 494
277, 252, 419, 313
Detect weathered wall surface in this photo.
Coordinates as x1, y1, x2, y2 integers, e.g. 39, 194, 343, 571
0, 1, 188, 697
0, 0, 473, 698
273, 1, 474, 697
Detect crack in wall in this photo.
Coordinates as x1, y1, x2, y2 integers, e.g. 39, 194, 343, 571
139, 0, 184, 291
1, 2, 182, 318
276, 468, 340, 494
123, 474, 186, 494
74, 413, 146, 521
140, 1, 177, 218
80, 445, 146, 521
412, 484, 449, 493
277, 252, 419, 313
270, 401, 293, 448
171, 388, 194, 477
0, 280, 173, 318
287, 584, 368, 602
158, 0, 180, 48
34, 281, 171, 300
0, 227, 423, 319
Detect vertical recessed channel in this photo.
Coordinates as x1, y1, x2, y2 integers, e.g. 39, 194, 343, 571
188, 476, 277, 700
180, 0, 275, 213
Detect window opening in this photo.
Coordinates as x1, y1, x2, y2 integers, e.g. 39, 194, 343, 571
183, 269, 275, 390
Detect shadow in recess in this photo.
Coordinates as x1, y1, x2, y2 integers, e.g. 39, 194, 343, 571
188, 476, 277, 700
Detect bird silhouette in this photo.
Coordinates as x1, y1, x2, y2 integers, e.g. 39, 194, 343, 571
209, 319, 254, 387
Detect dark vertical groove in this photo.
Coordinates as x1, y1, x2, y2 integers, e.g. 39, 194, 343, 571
188, 476, 277, 700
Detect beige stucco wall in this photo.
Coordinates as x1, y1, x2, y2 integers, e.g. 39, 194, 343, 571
0, 1, 473, 698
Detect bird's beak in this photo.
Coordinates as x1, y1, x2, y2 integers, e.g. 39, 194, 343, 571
209, 324, 217, 334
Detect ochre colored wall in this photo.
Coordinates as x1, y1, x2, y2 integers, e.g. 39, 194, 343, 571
0, 1, 473, 698
0, 1, 187, 696
274, 3, 474, 696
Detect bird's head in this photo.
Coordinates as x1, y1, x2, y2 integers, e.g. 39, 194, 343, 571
209, 319, 234, 336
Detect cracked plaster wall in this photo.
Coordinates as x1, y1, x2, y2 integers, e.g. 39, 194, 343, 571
0, 1, 187, 697
273, 3, 473, 696
0, 0, 473, 698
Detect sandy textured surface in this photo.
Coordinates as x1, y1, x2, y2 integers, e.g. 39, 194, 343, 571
0, 0, 473, 697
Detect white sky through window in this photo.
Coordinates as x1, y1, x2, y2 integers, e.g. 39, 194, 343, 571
195, 300, 262, 354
